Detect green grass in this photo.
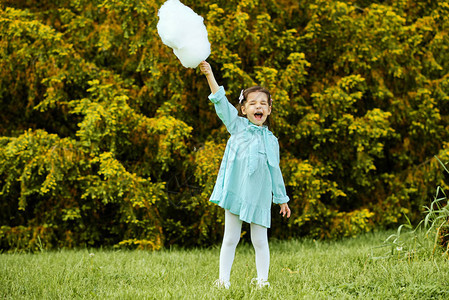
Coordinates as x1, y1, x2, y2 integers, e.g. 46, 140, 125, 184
1, 231, 449, 299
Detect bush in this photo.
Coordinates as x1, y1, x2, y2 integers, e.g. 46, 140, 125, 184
1, 1, 449, 250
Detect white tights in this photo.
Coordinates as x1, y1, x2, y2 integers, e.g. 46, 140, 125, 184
219, 210, 270, 284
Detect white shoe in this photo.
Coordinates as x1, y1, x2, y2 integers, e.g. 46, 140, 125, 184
251, 278, 270, 288
214, 279, 230, 289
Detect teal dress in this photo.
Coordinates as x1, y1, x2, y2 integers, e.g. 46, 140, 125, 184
209, 86, 290, 228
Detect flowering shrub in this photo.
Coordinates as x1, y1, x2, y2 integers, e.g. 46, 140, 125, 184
1, 1, 449, 250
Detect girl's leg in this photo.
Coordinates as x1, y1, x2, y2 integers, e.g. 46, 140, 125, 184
219, 210, 243, 283
250, 223, 269, 281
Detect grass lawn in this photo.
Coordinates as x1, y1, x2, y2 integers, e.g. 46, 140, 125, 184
1, 231, 448, 299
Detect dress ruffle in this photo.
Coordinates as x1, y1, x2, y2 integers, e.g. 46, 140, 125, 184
210, 190, 271, 228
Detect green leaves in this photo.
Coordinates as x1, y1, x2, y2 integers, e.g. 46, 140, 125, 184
1, 0, 449, 250
0, 2, 190, 250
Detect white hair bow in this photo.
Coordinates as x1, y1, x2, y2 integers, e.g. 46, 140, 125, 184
239, 90, 244, 104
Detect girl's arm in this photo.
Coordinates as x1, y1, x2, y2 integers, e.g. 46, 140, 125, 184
271, 165, 291, 218
199, 61, 242, 134
268, 138, 291, 218
271, 166, 291, 218
200, 61, 219, 94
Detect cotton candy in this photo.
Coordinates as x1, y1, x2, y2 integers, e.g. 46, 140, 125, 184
157, 0, 211, 68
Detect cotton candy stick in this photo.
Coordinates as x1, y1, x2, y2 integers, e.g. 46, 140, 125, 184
157, 0, 211, 68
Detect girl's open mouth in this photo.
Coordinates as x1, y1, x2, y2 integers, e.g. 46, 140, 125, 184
254, 112, 263, 120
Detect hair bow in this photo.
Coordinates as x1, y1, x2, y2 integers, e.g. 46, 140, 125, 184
239, 90, 244, 104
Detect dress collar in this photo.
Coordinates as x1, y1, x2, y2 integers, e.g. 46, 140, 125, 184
246, 119, 269, 131
246, 121, 277, 175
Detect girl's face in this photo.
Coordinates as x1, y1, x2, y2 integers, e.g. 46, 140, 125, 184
241, 91, 271, 126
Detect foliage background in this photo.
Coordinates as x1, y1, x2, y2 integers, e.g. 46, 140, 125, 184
0, 0, 448, 251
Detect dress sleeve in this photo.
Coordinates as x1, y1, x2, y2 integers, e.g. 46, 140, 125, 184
208, 86, 240, 135
268, 138, 290, 204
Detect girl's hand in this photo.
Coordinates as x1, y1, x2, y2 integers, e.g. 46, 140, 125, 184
199, 60, 220, 94
279, 203, 291, 218
199, 61, 213, 76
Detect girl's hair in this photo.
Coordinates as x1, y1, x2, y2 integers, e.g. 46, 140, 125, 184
237, 86, 272, 127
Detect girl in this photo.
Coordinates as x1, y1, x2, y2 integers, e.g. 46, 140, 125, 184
199, 61, 291, 289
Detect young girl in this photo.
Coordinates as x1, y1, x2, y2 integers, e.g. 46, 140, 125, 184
199, 61, 291, 289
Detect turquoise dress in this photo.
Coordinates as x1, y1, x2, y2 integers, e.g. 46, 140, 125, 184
209, 86, 290, 228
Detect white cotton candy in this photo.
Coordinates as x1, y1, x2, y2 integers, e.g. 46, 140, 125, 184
157, 0, 211, 68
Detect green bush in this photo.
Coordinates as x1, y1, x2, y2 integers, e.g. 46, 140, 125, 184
1, 1, 449, 251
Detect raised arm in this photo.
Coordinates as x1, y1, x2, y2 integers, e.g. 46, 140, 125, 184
200, 61, 220, 95
199, 61, 242, 134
